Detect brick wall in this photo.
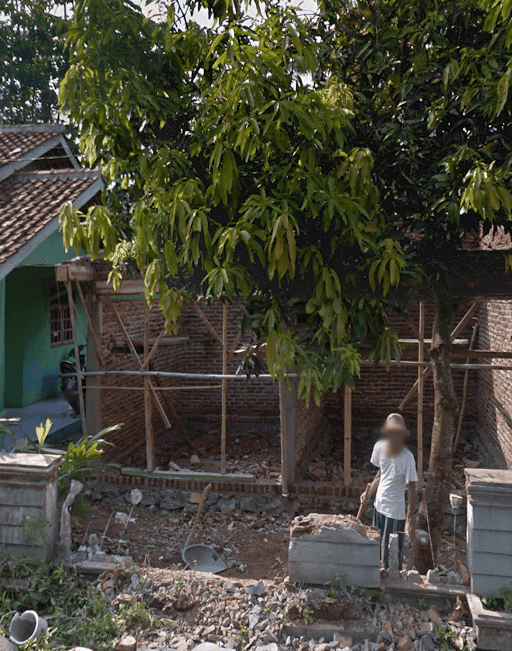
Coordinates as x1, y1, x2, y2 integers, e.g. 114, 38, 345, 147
476, 301, 512, 469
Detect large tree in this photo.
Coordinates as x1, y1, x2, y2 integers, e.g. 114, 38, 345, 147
0, 0, 70, 123
60, 0, 412, 399
315, 0, 512, 570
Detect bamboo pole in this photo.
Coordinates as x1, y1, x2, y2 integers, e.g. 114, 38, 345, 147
417, 302, 425, 486
344, 384, 352, 487
97, 385, 222, 391
141, 328, 166, 371
399, 303, 479, 411
454, 322, 479, 451
144, 302, 154, 471
106, 298, 172, 430
221, 302, 228, 473
64, 280, 87, 437
75, 280, 105, 366
192, 299, 223, 347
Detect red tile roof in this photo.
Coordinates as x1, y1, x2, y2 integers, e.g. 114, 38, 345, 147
0, 169, 101, 267
0, 127, 63, 166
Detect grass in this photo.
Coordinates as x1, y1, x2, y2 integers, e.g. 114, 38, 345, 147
0, 557, 150, 651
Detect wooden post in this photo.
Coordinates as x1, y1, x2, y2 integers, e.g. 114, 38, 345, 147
454, 321, 479, 451
75, 280, 105, 367
85, 284, 102, 436
417, 301, 425, 485
344, 384, 352, 487
221, 302, 228, 473
64, 281, 87, 437
144, 302, 154, 471
279, 376, 297, 496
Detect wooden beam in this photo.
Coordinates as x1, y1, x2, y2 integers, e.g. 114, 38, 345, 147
131, 336, 189, 347
144, 303, 155, 472
95, 279, 145, 295
344, 384, 352, 487
227, 329, 243, 363
75, 280, 105, 367
64, 280, 87, 436
417, 302, 425, 486
221, 302, 228, 473
106, 298, 173, 430
192, 299, 223, 347
279, 376, 297, 496
56, 264, 95, 283
399, 303, 479, 411
454, 322, 479, 451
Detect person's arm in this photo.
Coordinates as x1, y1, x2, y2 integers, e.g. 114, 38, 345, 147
405, 481, 416, 542
360, 469, 381, 506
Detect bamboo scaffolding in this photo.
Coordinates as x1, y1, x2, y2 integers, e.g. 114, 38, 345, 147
144, 302, 155, 471
93, 385, 222, 391
64, 280, 87, 437
221, 302, 228, 474
192, 299, 223, 347
417, 301, 425, 485
399, 303, 480, 411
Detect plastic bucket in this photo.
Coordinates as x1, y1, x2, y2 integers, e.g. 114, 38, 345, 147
9, 610, 48, 645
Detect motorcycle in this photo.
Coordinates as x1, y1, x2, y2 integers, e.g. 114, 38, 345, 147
60, 345, 87, 416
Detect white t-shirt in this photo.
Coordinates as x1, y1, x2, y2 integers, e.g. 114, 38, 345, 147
370, 438, 418, 521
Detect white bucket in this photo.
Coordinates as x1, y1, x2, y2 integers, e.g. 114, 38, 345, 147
9, 610, 48, 645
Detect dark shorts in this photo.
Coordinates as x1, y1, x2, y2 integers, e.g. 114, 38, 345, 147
373, 509, 405, 570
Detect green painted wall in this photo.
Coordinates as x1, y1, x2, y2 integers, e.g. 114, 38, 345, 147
4, 266, 87, 408
0, 278, 5, 412
21, 228, 79, 266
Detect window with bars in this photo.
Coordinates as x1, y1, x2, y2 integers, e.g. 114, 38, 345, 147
50, 303, 73, 347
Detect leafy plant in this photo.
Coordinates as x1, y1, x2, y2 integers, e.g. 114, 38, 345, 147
302, 607, 315, 624
417, 598, 427, 609
500, 587, 512, 613
35, 419, 52, 450
434, 623, 456, 651
482, 593, 498, 609
21, 516, 49, 548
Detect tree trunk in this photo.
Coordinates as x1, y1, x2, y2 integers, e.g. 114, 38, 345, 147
414, 298, 458, 574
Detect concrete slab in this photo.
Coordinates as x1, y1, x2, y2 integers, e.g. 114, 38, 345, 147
467, 593, 512, 651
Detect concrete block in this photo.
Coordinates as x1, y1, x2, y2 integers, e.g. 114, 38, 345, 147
288, 513, 380, 588
0, 453, 62, 561
466, 469, 512, 595
467, 593, 512, 651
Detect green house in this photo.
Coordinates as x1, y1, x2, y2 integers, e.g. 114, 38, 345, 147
0, 124, 102, 444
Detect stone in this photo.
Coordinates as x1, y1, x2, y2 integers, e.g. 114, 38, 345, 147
334, 635, 353, 648
246, 580, 265, 596
169, 461, 181, 471
314, 645, 331, 651
0, 638, 17, 651
426, 568, 442, 585
397, 636, 413, 651
115, 512, 130, 525
191, 644, 224, 651
446, 570, 464, 586
419, 636, 436, 651
160, 500, 183, 511
117, 635, 137, 651
190, 492, 203, 504
426, 608, 443, 626
217, 497, 237, 512
130, 489, 142, 505
402, 570, 422, 583
458, 563, 470, 586
256, 645, 278, 651
190, 455, 200, 466
241, 497, 263, 513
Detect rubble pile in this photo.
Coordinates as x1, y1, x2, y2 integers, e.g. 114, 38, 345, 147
90, 568, 474, 651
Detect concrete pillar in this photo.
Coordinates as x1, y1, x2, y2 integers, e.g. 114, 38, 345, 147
0, 453, 62, 560
466, 468, 512, 595
280, 376, 297, 492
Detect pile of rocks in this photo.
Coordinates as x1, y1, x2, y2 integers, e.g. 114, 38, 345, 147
90, 567, 474, 651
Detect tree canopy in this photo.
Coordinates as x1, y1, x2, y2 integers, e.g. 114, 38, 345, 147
60, 0, 412, 400
0, 0, 69, 124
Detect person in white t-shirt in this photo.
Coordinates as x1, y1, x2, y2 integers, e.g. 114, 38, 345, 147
360, 413, 418, 570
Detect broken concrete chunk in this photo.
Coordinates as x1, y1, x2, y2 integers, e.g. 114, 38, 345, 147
169, 461, 181, 471
245, 580, 265, 596
426, 568, 442, 585
116, 635, 137, 651
446, 569, 464, 585
190, 454, 200, 466
115, 512, 130, 525
427, 607, 443, 626
191, 644, 225, 651
130, 489, 142, 505
401, 570, 423, 583
241, 496, 263, 513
